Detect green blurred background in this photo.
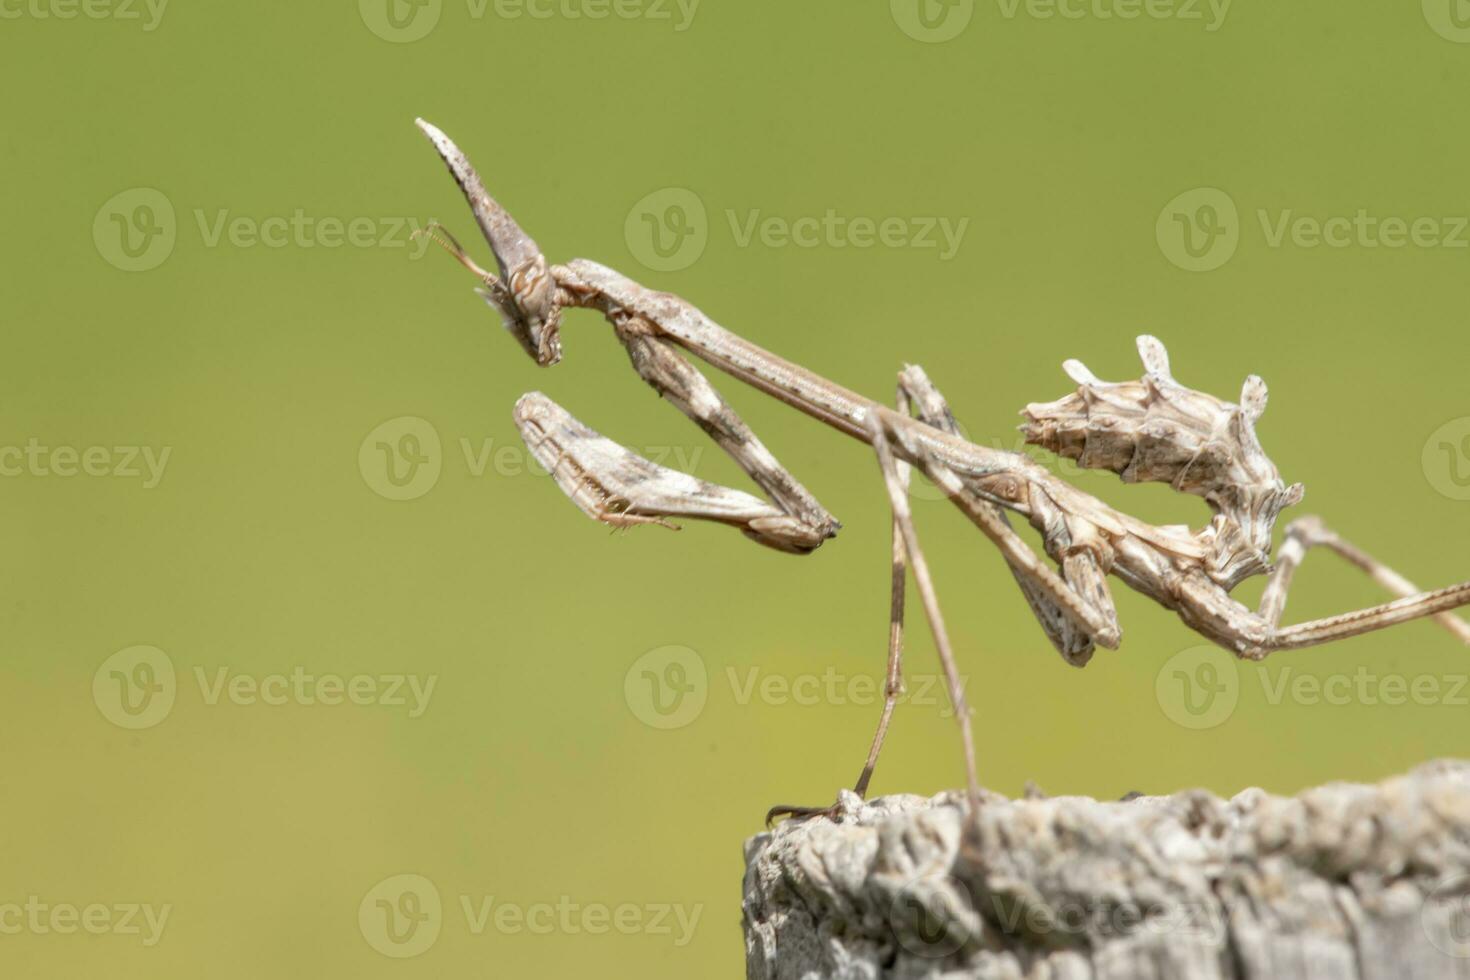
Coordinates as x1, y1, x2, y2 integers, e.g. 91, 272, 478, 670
4, 0, 1470, 975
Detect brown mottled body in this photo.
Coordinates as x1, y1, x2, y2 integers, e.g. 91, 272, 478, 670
413, 119, 1470, 818
1021, 337, 1302, 588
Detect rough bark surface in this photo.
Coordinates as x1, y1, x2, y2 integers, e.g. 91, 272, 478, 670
741, 760, 1470, 979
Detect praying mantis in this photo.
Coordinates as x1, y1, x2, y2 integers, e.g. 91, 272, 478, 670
412, 118, 1470, 820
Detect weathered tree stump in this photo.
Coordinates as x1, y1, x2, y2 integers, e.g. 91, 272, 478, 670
742, 760, 1470, 979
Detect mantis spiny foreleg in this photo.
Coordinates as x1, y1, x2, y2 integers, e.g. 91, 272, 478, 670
607, 314, 838, 553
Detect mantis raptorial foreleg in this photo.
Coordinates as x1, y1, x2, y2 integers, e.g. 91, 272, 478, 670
609, 315, 838, 554
449, 322, 836, 552
1259, 516, 1470, 643
514, 393, 799, 534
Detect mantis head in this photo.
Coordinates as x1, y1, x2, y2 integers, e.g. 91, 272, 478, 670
415, 118, 563, 366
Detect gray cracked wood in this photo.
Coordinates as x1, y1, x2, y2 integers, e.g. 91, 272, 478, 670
742, 760, 1470, 979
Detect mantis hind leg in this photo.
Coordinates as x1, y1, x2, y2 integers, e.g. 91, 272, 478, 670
897, 365, 1122, 664
768, 369, 975, 825
1259, 516, 1470, 644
